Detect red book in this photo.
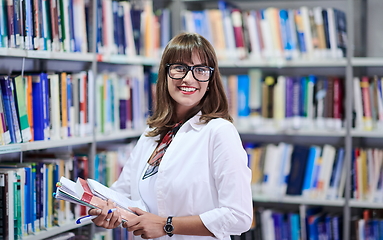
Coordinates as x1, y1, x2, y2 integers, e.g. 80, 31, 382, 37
76, 177, 93, 203
231, 9, 247, 59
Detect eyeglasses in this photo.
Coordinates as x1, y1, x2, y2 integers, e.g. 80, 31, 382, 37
166, 63, 214, 82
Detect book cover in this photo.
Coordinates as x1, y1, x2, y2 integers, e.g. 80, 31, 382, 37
237, 75, 250, 118
360, 76, 373, 131
12, 75, 32, 142
0, 76, 22, 143
48, 73, 61, 140
286, 145, 310, 195
0, 77, 11, 145
32, 73, 45, 141
55, 176, 138, 222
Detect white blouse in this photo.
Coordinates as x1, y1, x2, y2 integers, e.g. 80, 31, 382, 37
110, 113, 253, 240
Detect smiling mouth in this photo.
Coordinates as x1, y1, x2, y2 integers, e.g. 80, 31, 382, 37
178, 86, 198, 92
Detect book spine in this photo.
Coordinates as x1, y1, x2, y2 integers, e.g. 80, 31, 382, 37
0, 77, 17, 143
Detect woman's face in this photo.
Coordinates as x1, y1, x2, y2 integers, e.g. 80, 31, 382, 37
167, 53, 210, 119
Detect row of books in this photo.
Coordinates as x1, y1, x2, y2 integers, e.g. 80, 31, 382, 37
0, 155, 78, 239
0, 0, 169, 58
0, 141, 133, 239
183, 1, 347, 61
224, 70, 345, 132
245, 207, 343, 240
351, 148, 383, 202
0, 72, 93, 145
0, 0, 91, 52
94, 0, 170, 58
247, 143, 346, 200
95, 69, 150, 135
0, 65, 150, 145
353, 209, 383, 240
353, 76, 383, 132
247, 142, 383, 203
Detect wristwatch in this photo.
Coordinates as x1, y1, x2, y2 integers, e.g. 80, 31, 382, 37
164, 216, 174, 237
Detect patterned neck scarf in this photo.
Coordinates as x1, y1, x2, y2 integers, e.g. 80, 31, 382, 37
142, 122, 183, 180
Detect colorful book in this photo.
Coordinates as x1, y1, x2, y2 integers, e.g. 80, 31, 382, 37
12, 75, 32, 142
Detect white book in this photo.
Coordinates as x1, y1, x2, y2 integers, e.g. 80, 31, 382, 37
219, 5, 236, 59
261, 209, 275, 240
48, 73, 61, 140
86, 70, 95, 136
327, 8, 341, 59
120, 2, 136, 56
273, 76, 286, 130
300, 7, 313, 59
261, 144, 278, 196
73, 0, 88, 53
278, 143, 293, 197
62, 0, 71, 52
102, 0, 116, 55
260, 9, 274, 59
317, 144, 336, 199
245, 11, 261, 60
372, 149, 383, 202
353, 77, 364, 130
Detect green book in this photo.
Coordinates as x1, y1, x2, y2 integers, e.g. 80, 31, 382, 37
13, 76, 32, 143
14, 172, 22, 240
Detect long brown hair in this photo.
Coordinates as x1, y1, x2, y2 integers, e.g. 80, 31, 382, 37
146, 32, 232, 138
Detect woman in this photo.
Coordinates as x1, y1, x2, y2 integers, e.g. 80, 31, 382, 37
90, 32, 253, 240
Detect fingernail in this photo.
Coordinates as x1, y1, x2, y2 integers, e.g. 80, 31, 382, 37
96, 209, 101, 214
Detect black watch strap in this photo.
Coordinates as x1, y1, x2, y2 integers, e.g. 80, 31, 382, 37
164, 216, 174, 237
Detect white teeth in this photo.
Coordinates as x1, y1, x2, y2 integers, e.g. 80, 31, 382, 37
179, 87, 196, 92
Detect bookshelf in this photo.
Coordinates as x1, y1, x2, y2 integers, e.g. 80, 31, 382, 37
0, 0, 159, 239
165, 0, 383, 240
0, 0, 381, 239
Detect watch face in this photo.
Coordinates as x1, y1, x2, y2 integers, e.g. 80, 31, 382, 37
165, 224, 174, 232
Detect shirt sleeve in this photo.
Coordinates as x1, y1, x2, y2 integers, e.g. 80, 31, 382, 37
199, 121, 253, 239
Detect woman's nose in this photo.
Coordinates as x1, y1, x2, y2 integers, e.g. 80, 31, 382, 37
183, 70, 195, 82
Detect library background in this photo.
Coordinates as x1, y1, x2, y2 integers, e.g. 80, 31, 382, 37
0, 0, 382, 239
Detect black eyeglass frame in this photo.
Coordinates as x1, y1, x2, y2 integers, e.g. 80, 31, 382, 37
166, 63, 214, 82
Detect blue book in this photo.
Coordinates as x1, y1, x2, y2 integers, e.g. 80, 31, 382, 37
31, 163, 37, 232
112, 1, 120, 54
118, 4, 126, 55
0, 76, 22, 143
24, 0, 33, 49
279, 9, 294, 60
302, 146, 319, 196
378, 220, 383, 240
130, 8, 142, 55
24, 167, 33, 234
286, 145, 310, 195
289, 213, 300, 240
0, 1, 8, 48
32, 74, 45, 141
328, 148, 345, 199
13, 0, 21, 48
67, 74, 72, 137
237, 75, 250, 117
272, 212, 283, 240
322, 9, 331, 50
331, 215, 342, 240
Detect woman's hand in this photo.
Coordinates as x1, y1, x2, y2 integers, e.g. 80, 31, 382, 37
123, 207, 167, 239
88, 199, 122, 229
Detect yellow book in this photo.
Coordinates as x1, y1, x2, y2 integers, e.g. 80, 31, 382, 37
208, 9, 226, 60
60, 72, 68, 138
